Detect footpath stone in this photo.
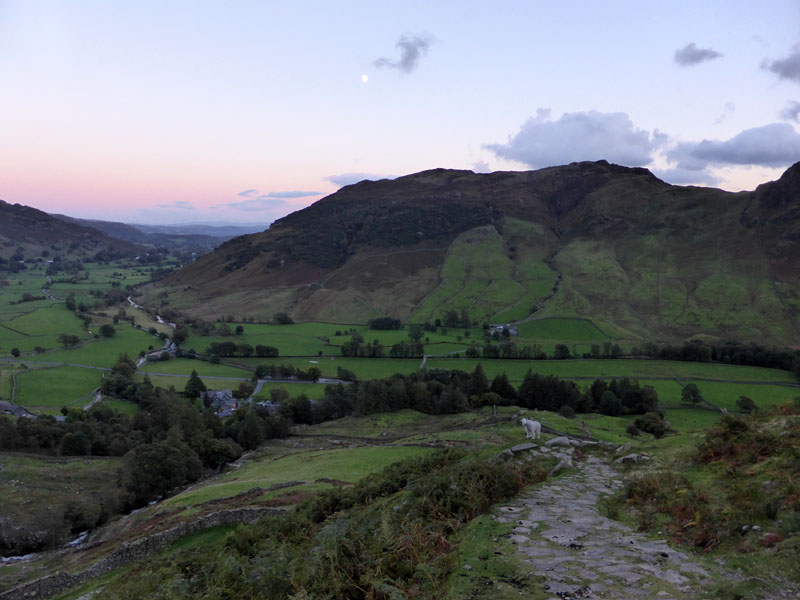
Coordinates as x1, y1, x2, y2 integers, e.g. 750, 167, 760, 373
487, 455, 740, 598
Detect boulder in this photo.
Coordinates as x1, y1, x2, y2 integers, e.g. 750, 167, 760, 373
510, 443, 537, 453
615, 453, 648, 465
545, 436, 572, 447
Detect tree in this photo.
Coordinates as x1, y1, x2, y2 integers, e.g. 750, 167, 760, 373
58, 333, 80, 348
274, 312, 294, 325
184, 370, 207, 399
736, 395, 758, 413
307, 366, 322, 381
235, 325, 244, 335
468, 363, 489, 397
99, 324, 116, 338
490, 372, 517, 401
681, 383, 703, 406
121, 441, 194, 506
59, 431, 91, 456
599, 390, 623, 416
553, 344, 571, 360
237, 410, 265, 450
408, 323, 424, 343
233, 381, 254, 400
10, 347, 20, 357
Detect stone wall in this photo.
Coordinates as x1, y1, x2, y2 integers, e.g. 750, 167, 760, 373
1, 506, 283, 600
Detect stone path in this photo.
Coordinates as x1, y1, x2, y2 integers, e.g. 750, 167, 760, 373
495, 455, 722, 599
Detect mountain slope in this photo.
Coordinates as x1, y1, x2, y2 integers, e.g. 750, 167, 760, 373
152, 161, 800, 344
0, 199, 140, 263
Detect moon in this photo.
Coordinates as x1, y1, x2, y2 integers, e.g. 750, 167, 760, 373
361, 74, 368, 84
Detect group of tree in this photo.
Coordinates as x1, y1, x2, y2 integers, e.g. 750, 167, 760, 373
253, 362, 321, 381
637, 339, 800, 376
368, 317, 402, 330
203, 341, 279, 358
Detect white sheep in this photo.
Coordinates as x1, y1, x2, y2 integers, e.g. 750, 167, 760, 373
521, 418, 541, 440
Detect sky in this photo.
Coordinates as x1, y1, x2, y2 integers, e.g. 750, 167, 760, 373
2, 0, 800, 225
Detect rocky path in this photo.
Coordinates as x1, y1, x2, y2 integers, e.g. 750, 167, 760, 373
494, 455, 724, 599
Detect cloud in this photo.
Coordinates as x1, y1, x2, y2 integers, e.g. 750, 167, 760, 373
674, 42, 723, 66
219, 197, 286, 212
156, 201, 193, 210
666, 123, 800, 171
780, 100, 800, 122
713, 101, 736, 125
763, 50, 800, 83
374, 34, 432, 73
262, 190, 320, 199
472, 160, 491, 173
233, 189, 320, 205
651, 167, 721, 186
485, 109, 664, 168
325, 172, 394, 187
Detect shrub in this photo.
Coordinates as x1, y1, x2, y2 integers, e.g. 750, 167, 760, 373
635, 412, 668, 438
558, 404, 576, 419
626, 423, 641, 437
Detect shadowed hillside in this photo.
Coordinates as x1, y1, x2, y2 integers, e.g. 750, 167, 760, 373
0, 199, 140, 264
151, 161, 800, 344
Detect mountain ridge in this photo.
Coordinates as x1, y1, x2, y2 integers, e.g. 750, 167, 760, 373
150, 161, 799, 344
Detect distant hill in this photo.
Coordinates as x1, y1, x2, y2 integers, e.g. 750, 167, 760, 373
0, 199, 140, 265
52, 216, 263, 252
153, 161, 800, 345
131, 223, 266, 238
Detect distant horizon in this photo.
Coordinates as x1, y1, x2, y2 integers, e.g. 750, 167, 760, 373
3, 156, 796, 226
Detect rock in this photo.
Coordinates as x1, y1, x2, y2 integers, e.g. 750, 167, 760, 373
616, 443, 633, 454
615, 453, 645, 465
463, 563, 472, 571
545, 436, 572, 447
510, 442, 537, 453
501, 449, 513, 457
752, 525, 761, 531
741, 525, 750, 533
549, 457, 572, 475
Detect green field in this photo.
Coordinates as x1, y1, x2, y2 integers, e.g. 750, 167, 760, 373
253, 382, 329, 400
22, 325, 157, 368
1, 305, 89, 355
516, 317, 609, 341
139, 358, 253, 378
14, 366, 101, 413
160, 445, 433, 510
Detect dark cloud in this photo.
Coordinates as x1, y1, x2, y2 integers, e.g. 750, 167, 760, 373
485, 109, 664, 168
667, 123, 800, 171
325, 172, 394, 187
763, 50, 800, 83
374, 34, 432, 73
156, 201, 193, 209
780, 100, 800, 122
674, 42, 723, 66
